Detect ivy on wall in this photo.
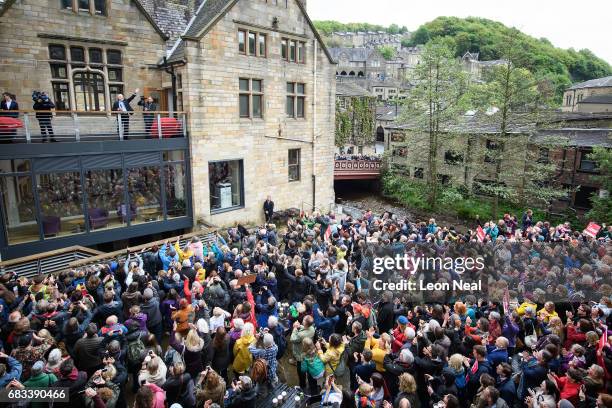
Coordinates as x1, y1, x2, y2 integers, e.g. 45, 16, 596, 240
335, 96, 376, 149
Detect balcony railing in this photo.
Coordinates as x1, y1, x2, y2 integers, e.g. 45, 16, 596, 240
334, 159, 382, 180
0, 110, 187, 143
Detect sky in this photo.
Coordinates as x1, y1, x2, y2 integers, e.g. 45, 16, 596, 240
306, 0, 612, 65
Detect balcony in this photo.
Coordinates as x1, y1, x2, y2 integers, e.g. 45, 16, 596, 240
334, 158, 382, 180
0, 110, 187, 143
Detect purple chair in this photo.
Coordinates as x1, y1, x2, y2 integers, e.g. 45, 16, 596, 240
42, 215, 61, 236
88, 208, 109, 229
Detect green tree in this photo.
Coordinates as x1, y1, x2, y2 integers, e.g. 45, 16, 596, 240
335, 97, 376, 149
387, 24, 400, 34
473, 31, 568, 217
377, 45, 396, 60
409, 26, 430, 45
586, 147, 612, 222
398, 39, 472, 209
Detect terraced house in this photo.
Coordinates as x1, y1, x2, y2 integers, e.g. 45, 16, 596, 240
0, 0, 336, 259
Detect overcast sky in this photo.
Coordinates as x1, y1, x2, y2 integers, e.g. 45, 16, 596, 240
306, 0, 612, 65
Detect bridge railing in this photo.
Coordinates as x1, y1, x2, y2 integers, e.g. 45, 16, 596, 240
334, 159, 382, 180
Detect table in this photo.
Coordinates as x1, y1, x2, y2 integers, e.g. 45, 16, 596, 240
255, 384, 307, 408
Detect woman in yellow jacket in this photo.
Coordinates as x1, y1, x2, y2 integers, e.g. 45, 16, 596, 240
537, 301, 559, 323
316, 333, 346, 376
363, 328, 391, 372
232, 322, 255, 374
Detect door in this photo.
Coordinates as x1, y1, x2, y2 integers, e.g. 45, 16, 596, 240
143, 87, 168, 112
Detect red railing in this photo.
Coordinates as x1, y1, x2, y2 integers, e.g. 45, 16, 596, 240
334, 159, 382, 180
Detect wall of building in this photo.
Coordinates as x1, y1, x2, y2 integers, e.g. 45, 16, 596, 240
182, 0, 336, 226
0, 0, 167, 109
562, 87, 612, 112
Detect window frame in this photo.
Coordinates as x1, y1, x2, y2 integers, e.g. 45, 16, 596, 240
288, 149, 301, 182
208, 159, 245, 214
239, 78, 264, 119
237, 28, 267, 58
286, 82, 306, 119
281, 37, 306, 63
62, 0, 107, 16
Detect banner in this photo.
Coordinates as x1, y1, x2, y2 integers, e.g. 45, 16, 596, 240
324, 225, 332, 241
503, 288, 510, 315
477, 226, 485, 242
583, 222, 601, 238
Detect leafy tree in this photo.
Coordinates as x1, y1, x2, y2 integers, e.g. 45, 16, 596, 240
398, 39, 472, 209
387, 24, 400, 34
408, 26, 431, 46
335, 97, 376, 149
377, 45, 396, 60
586, 147, 612, 223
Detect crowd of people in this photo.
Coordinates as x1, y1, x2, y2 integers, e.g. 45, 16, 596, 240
0, 207, 610, 408
335, 154, 382, 161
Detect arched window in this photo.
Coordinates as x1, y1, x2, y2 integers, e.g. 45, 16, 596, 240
376, 126, 384, 142
340, 71, 347, 76
358, 71, 364, 77
73, 71, 106, 111
349, 71, 355, 76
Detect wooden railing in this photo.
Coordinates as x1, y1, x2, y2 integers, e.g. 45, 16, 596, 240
0, 110, 187, 143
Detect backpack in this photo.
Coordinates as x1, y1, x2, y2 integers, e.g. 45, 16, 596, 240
127, 334, 146, 366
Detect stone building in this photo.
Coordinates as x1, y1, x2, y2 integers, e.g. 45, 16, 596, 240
335, 82, 378, 155
329, 47, 386, 79
0, 0, 336, 259
331, 31, 405, 50
562, 76, 612, 113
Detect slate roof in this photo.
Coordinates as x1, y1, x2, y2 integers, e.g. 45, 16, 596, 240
329, 47, 378, 63
532, 128, 612, 148
336, 82, 374, 97
376, 105, 399, 121
386, 112, 534, 134
182, 0, 236, 38
569, 76, 612, 90
139, 0, 201, 49
578, 94, 612, 104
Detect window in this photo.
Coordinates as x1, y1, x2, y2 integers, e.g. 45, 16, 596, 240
578, 149, 598, 172
239, 78, 263, 118
37, 171, 85, 237
48, 46, 123, 111
282, 38, 305, 63
288, 149, 301, 181
444, 151, 463, 165
566, 95, 572, 106
238, 29, 266, 57
538, 148, 550, 164
414, 168, 424, 179
85, 169, 124, 230
209, 160, 244, 212
177, 74, 183, 89
63, 0, 106, 15
127, 166, 161, 224
286, 82, 305, 118
164, 155, 187, 218
0, 175, 37, 244
485, 139, 502, 164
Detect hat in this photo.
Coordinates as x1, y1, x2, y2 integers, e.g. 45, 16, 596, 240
31, 361, 45, 376
238, 376, 253, 390
46, 348, 63, 370
397, 316, 408, 325
143, 288, 154, 300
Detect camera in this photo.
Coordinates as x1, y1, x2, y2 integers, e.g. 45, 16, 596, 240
32, 90, 49, 102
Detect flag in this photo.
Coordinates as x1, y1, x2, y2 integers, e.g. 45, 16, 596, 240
598, 325, 610, 380
477, 226, 486, 242
584, 222, 601, 239
503, 288, 510, 315
324, 225, 332, 241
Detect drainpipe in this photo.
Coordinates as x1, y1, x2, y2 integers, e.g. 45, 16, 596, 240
312, 38, 317, 211
162, 57, 178, 114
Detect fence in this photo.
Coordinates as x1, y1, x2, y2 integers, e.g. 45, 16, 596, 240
0, 110, 187, 143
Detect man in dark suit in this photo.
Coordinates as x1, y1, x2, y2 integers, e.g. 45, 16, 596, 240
112, 89, 138, 140
137, 95, 158, 137
1, 92, 19, 143
263, 195, 274, 223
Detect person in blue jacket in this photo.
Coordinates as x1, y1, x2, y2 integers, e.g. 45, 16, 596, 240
0, 351, 22, 388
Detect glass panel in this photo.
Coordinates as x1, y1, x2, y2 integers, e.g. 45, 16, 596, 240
290, 40, 296, 61
286, 96, 294, 117
78, 0, 89, 10
165, 163, 187, 218
248, 32, 256, 55
288, 150, 300, 181
297, 96, 304, 118
94, 0, 106, 15
89, 48, 103, 64
107, 50, 122, 65
286, 82, 294, 93
108, 84, 123, 105
239, 94, 249, 117
281, 39, 288, 59
238, 30, 246, 53
298, 42, 305, 63
127, 166, 161, 225
85, 169, 124, 230
297, 83, 305, 94
177, 74, 183, 89
61, 0, 72, 9
1, 176, 38, 244
0, 159, 31, 174
73, 72, 106, 111
49, 44, 66, 60
52, 83, 70, 110
252, 80, 261, 92
258, 34, 266, 56
37, 172, 85, 238
108, 68, 122, 81
50, 64, 67, 79
252, 95, 262, 118
209, 160, 243, 211
239, 78, 249, 91
70, 46, 85, 62
163, 150, 185, 162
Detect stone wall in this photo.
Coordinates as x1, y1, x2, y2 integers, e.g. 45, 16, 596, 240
181, 0, 336, 226
0, 0, 167, 109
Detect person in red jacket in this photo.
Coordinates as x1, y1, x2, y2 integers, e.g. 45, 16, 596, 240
392, 316, 415, 353
551, 368, 584, 406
